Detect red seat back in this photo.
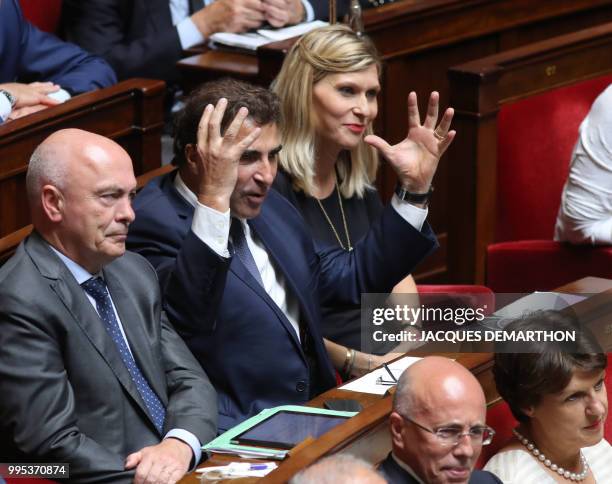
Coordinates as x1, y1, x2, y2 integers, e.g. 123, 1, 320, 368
495, 75, 612, 242
19, 0, 63, 33
605, 354, 612, 442
476, 400, 517, 468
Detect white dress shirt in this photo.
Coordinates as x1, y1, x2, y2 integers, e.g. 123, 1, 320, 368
168, 0, 315, 50
50, 245, 202, 467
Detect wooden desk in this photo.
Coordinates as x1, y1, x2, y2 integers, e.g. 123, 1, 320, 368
0, 78, 165, 238
180, 277, 612, 483
177, 0, 612, 284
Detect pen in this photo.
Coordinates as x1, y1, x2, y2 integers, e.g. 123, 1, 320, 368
383, 363, 398, 383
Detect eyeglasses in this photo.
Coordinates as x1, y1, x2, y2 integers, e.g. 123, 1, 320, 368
400, 414, 495, 447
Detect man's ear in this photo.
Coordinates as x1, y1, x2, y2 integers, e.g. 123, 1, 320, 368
185, 144, 199, 167
41, 185, 64, 222
389, 411, 407, 450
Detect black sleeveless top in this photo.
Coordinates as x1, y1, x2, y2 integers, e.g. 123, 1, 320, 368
273, 169, 383, 349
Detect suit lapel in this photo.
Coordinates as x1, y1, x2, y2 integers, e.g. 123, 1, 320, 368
228, 246, 305, 356
164, 176, 306, 353
104, 267, 168, 407
250, 215, 314, 322
25, 233, 160, 431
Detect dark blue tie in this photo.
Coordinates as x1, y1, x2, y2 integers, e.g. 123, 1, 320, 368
81, 277, 166, 433
230, 218, 264, 287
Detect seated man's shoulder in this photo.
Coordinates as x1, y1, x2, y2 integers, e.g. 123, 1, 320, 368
133, 174, 174, 210
110, 249, 156, 277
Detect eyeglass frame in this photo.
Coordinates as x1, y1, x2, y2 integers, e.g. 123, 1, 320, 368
398, 413, 495, 447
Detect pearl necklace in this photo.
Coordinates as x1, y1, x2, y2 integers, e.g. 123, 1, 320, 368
513, 429, 589, 481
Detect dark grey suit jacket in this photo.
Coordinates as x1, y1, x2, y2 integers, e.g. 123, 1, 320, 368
0, 232, 217, 483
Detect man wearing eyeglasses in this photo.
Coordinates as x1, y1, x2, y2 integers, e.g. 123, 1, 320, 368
380, 356, 502, 484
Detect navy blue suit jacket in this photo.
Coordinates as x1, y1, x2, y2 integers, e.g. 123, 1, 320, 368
127, 173, 437, 431
0, 0, 116, 92
379, 454, 503, 484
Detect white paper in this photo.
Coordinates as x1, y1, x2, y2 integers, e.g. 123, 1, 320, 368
210, 21, 328, 51
339, 356, 422, 395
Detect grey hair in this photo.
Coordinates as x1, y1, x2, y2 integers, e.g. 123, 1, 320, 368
26, 142, 67, 206
392, 369, 415, 417
289, 454, 384, 484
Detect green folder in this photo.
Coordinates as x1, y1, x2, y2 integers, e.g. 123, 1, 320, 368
202, 405, 358, 459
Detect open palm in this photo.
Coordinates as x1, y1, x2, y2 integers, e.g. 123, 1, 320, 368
365, 91, 455, 193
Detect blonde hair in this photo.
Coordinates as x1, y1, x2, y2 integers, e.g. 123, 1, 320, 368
272, 24, 381, 198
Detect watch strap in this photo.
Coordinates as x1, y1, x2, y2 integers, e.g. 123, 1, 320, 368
395, 183, 434, 204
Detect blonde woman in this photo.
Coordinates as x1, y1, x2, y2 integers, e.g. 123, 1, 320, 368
272, 25, 454, 378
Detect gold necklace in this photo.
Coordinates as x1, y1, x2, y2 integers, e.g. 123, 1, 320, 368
315, 178, 353, 251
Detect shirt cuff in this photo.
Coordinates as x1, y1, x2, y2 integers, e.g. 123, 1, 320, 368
301, 0, 314, 21
0, 93, 12, 122
47, 88, 71, 103
176, 17, 206, 49
164, 429, 202, 471
391, 194, 428, 232
191, 202, 231, 257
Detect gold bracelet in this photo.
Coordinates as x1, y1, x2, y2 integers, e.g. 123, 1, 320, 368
342, 347, 352, 374
346, 349, 357, 377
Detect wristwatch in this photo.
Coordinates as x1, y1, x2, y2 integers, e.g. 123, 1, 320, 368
0, 89, 16, 108
395, 183, 434, 205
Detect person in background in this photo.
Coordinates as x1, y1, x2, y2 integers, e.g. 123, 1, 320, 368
272, 25, 441, 375
0, 129, 217, 483
0, 0, 116, 123
485, 310, 611, 483
62, 0, 329, 83
380, 356, 502, 484
554, 84, 612, 245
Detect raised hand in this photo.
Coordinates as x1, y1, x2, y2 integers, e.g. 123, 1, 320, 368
365, 91, 455, 194
186, 98, 261, 212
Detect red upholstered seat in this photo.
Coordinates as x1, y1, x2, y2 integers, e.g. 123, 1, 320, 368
487, 75, 612, 293
487, 240, 612, 293
18, 0, 63, 33
476, 400, 517, 469
605, 354, 612, 441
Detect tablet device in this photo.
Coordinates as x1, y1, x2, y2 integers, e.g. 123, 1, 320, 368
230, 410, 350, 449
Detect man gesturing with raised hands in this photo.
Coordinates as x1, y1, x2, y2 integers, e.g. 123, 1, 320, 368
128, 79, 452, 431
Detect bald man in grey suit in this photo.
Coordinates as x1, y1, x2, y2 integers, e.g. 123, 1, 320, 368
0, 129, 217, 483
